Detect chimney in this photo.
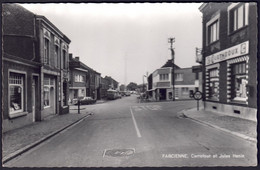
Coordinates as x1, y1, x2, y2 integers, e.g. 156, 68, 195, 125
75, 56, 79, 61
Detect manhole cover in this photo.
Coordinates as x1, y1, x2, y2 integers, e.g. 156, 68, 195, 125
103, 148, 135, 157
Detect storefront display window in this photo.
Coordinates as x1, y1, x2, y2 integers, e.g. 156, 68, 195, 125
209, 69, 219, 100
9, 72, 24, 114
231, 62, 247, 102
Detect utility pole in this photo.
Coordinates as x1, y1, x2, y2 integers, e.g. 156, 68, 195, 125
168, 37, 175, 101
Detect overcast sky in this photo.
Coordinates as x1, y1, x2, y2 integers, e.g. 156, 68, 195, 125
20, 3, 202, 85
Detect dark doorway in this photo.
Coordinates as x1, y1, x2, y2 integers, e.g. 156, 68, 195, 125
159, 89, 166, 100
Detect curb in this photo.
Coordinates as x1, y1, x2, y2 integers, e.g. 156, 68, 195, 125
2, 112, 93, 164
182, 110, 257, 143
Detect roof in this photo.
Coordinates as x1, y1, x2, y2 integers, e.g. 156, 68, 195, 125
36, 15, 71, 43
161, 59, 180, 69
198, 3, 208, 12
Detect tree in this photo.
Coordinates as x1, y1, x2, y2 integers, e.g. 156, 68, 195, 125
127, 82, 138, 91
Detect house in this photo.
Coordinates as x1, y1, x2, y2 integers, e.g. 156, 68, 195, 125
104, 76, 119, 90
68, 54, 101, 101
101, 77, 110, 99
2, 4, 41, 132
148, 60, 200, 101
36, 15, 71, 117
2, 4, 71, 132
199, 2, 257, 121
69, 54, 89, 101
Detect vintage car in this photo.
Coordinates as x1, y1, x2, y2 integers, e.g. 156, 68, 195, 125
73, 96, 96, 105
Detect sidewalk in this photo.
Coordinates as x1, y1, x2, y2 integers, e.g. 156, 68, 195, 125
2, 110, 92, 164
182, 107, 257, 142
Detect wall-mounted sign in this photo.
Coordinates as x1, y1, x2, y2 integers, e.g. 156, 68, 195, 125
205, 41, 249, 66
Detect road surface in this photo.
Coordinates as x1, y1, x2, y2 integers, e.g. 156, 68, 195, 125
5, 95, 257, 167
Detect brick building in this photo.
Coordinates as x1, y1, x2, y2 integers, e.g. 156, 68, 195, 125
2, 4, 41, 132
199, 3, 257, 121
69, 55, 89, 101
2, 4, 71, 132
148, 60, 200, 101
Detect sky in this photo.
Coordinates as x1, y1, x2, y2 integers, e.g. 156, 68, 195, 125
20, 3, 202, 85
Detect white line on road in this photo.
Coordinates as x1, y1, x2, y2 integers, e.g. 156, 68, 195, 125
130, 107, 142, 138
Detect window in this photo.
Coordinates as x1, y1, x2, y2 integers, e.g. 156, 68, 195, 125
182, 87, 189, 95
44, 38, 49, 64
175, 73, 183, 81
209, 69, 219, 100
63, 50, 66, 69
54, 45, 59, 68
175, 88, 179, 98
208, 20, 219, 44
9, 72, 24, 114
75, 75, 84, 82
63, 82, 68, 106
44, 77, 55, 107
229, 3, 249, 33
160, 74, 169, 81
231, 62, 247, 101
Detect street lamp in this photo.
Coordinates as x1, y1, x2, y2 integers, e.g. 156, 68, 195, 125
142, 75, 147, 93
168, 37, 175, 101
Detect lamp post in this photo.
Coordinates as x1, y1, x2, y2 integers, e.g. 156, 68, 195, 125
143, 75, 147, 93
168, 37, 175, 101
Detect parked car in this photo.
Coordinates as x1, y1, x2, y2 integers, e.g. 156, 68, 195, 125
125, 91, 131, 96
73, 96, 96, 105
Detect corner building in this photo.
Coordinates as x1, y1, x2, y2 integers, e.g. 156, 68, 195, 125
199, 3, 257, 121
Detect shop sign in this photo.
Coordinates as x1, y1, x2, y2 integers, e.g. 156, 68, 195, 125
205, 41, 249, 66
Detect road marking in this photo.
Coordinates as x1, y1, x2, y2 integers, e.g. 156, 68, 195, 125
130, 107, 142, 138
132, 105, 162, 111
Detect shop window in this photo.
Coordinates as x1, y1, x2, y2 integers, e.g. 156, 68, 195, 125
231, 62, 247, 102
208, 69, 219, 100
182, 87, 189, 95
44, 87, 50, 107
9, 72, 24, 114
208, 20, 219, 44
175, 73, 183, 81
229, 3, 249, 33
44, 38, 50, 64
44, 77, 54, 108
63, 82, 68, 106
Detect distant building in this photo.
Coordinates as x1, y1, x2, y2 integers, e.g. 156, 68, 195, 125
69, 54, 101, 101
104, 76, 119, 90
148, 60, 200, 101
101, 77, 110, 99
69, 55, 89, 100
199, 3, 257, 121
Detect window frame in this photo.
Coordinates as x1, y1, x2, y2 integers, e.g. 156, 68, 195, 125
208, 68, 219, 100
8, 70, 27, 117
44, 38, 50, 64
228, 3, 249, 34
230, 62, 247, 102
206, 13, 220, 46
175, 73, 183, 81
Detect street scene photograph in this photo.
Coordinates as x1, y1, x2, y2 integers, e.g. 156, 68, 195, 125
1, 1, 258, 168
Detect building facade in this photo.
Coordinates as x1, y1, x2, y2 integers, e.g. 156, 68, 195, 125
2, 4, 42, 132
69, 55, 88, 101
148, 60, 200, 101
36, 15, 71, 117
199, 3, 257, 121
2, 4, 71, 132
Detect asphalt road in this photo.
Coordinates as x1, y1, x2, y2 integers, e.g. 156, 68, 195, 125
5, 95, 257, 167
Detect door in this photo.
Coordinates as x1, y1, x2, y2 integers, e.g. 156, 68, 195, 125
32, 78, 36, 122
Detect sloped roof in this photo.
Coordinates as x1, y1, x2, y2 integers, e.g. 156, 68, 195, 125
161, 59, 180, 69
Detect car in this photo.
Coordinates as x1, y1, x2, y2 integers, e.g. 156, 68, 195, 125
125, 91, 131, 96
73, 96, 96, 105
